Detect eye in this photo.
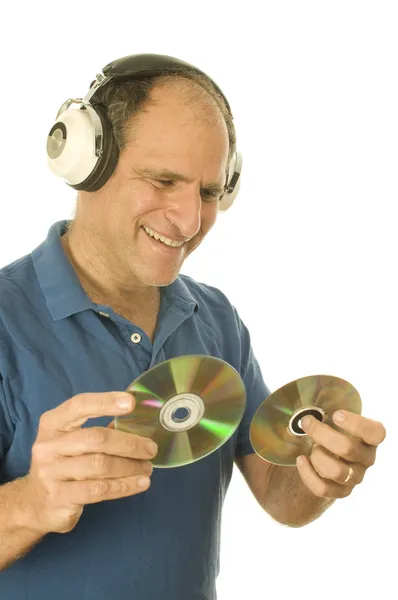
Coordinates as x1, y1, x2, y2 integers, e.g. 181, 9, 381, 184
201, 190, 222, 203
151, 179, 222, 202
155, 179, 175, 187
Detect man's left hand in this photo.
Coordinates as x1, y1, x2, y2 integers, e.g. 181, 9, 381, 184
296, 411, 386, 499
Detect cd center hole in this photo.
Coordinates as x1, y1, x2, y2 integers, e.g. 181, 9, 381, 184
290, 407, 325, 435
172, 407, 191, 423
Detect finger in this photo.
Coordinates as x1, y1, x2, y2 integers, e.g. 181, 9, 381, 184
38, 392, 136, 436
332, 411, 387, 446
301, 416, 375, 467
49, 427, 158, 460
59, 474, 152, 505
310, 444, 365, 485
53, 454, 153, 481
296, 455, 353, 499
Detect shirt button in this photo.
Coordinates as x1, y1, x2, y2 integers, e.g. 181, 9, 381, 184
131, 332, 141, 344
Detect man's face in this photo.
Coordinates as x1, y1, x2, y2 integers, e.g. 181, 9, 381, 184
81, 80, 230, 288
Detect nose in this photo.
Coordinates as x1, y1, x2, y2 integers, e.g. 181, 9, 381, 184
164, 185, 202, 239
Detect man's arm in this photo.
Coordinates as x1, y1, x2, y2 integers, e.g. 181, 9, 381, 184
235, 453, 334, 528
0, 476, 46, 571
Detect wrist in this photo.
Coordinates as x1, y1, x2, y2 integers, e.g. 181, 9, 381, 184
11, 476, 50, 537
264, 465, 334, 527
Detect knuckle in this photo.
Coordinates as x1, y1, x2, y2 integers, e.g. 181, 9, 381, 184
58, 512, 81, 534
36, 464, 51, 482
51, 480, 64, 500
86, 427, 107, 448
311, 448, 332, 479
127, 435, 139, 454
340, 439, 357, 461
117, 479, 131, 495
38, 411, 51, 428
336, 463, 348, 481
97, 392, 115, 414
310, 443, 322, 459
143, 461, 153, 476
74, 391, 93, 404
31, 441, 47, 461
91, 453, 108, 473
326, 466, 339, 482
356, 469, 365, 483
69, 393, 85, 413
136, 461, 153, 476
368, 453, 376, 467
311, 459, 326, 479
376, 423, 387, 444
90, 479, 110, 498
42, 478, 60, 502
314, 481, 330, 498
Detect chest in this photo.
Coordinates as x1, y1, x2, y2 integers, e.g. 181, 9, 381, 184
0, 298, 240, 482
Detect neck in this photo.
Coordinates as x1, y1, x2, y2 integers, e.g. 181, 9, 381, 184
61, 227, 160, 312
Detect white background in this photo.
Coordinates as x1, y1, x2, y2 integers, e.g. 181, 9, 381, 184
1, 1, 396, 598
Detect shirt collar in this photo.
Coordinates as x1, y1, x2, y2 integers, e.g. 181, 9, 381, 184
32, 220, 93, 321
31, 220, 199, 322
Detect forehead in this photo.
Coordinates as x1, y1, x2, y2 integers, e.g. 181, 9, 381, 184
126, 80, 230, 162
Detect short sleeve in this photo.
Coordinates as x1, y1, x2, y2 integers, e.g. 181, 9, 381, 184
234, 312, 271, 457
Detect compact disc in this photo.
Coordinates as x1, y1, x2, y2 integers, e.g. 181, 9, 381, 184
249, 374, 362, 466
115, 355, 246, 468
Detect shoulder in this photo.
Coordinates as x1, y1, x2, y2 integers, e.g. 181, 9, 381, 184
0, 254, 33, 298
0, 253, 33, 292
179, 273, 238, 318
177, 274, 247, 364
0, 254, 35, 327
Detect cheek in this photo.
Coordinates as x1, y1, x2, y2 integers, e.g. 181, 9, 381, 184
121, 183, 157, 218
201, 203, 219, 232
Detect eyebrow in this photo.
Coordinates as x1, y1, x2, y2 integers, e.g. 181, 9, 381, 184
131, 165, 225, 195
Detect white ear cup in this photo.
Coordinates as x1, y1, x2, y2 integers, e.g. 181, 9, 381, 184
47, 108, 100, 185
48, 55, 241, 199
218, 152, 242, 211
218, 174, 240, 211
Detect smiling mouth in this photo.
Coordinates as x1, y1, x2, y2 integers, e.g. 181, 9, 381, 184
142, 225, 186, 248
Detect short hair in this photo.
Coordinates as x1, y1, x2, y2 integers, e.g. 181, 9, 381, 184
91, 69, 237, 163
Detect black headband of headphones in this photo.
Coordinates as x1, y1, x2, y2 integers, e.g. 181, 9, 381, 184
88, 53, 233, 117
47, 52, 240, 204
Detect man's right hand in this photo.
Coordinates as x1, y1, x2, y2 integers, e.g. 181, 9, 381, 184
24, 391, 157, 535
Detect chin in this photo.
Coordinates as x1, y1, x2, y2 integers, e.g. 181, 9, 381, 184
137, 268, 180, 288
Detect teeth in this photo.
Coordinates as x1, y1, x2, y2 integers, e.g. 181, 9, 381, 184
143, 226, 184, 248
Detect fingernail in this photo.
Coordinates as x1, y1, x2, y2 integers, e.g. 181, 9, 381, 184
147, 441, 158, 456
296, 456, 305, 467
116, 395, 132, 410
301, 416, 312, 429
137, 476, 150, 488
334, 411, 345, 423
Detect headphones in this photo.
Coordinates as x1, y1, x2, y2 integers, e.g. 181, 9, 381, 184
46, 53, 242, 212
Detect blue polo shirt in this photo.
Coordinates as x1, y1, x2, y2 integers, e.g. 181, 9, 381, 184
0, 220, 270, 600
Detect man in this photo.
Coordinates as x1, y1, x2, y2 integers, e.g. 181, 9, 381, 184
0, 54, 386, 599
